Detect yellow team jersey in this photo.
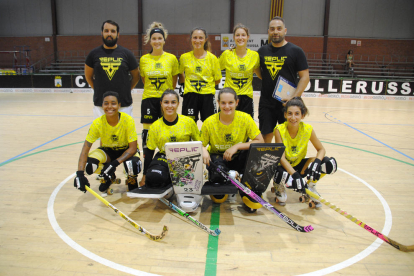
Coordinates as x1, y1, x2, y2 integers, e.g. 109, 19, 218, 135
140, 52, 179, 100
86, 112, 138, 150
219, 48, 260, 98
201, 111, 261, 154
275, 121, 313, 167
179, 51, 222, 95
147, 114, 201, 153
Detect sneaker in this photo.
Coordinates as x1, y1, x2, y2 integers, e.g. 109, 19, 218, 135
274, 181, 287, 206
308, 184, 322, 208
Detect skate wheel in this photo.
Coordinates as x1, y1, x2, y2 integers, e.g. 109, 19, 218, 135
309, 201, 316, 209
299, 195, 306, 203
271, 187, 275, 193
107, 188, 114, 195
114, 178, 121, 184
275, 197, 279, 203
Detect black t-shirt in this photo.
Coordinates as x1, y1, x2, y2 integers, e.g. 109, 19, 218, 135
85, 45, 139, 107
258, 42, 308, 107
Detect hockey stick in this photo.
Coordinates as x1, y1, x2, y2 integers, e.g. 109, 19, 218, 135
209, 162, 314, 232
159, 198, 221, 236
85, 186, 168, 241
306, 188, 414, 252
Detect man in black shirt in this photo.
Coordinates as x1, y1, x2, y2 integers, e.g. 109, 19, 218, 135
85, 20, 140, 118
258, 16, 309, 143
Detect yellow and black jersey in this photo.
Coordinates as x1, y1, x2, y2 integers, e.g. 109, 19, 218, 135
86, 112, 138, 150
140, 52, 179, 99
201, 111, 260, 154
275, 121, 312, 167
147, 114, 201, 153
219, 48, 260, 98
179, 51, 221, 95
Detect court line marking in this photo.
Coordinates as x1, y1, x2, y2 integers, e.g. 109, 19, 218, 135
48, 174, 160, 276
48, 168, 391, 276
0, 122, 91, 166
325, 113, 414, 162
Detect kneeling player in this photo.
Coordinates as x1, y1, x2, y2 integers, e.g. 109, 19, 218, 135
141, 90, 201, 206
273, 97, 337, 207
201, 87, 264, 209
74, 91, 142, 194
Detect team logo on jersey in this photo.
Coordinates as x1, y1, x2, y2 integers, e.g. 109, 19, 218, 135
149, 77, 167, 90
195, 66, 202, 73
190, 80, 207, 92
291, 146, 297, 153
232, 77, 248, 89
111, 135, 119, 142
225, 134, 233, 142
239, 64, 246, 71
155, 63, 162, 69
170, 136, 177, 142
99, 57, 123, 81
264, 56, 286, 80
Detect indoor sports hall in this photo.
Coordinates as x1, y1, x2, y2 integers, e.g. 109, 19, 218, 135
1, 1, 413, 275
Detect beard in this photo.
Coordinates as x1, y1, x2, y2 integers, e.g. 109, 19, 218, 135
271, 34, 285, 44
102, 35, 118, 47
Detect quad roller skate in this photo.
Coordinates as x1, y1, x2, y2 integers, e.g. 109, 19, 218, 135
99, 173, 121, 196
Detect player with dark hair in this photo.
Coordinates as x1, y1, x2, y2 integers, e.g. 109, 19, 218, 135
258, 16, 310, 143
201, 87, 264, 204
219, 23, 261, 118
139, 90, 200, 188
85, 20, 139, 118
273, 97, 337, 207
139, 22, 179, 186
179, 27, 222, 123
74, 91, 142, 194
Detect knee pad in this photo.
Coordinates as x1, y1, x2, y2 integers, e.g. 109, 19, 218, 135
85, 149, 107, 175
242, 195, 262, 210
321, 157, 337, 174
123, 154, 142, 176
146, 162, 171, 188
210, 194, 228, 204
273, 166, 290, 186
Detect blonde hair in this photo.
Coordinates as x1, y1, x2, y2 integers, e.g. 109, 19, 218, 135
144, 22, 168, 45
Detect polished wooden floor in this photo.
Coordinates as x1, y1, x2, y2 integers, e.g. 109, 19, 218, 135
0, 92, 413, 276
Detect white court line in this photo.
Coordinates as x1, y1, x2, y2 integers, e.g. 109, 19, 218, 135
298, 168, 392, 276
48, 169, 391, 276
47, 173, 160, 276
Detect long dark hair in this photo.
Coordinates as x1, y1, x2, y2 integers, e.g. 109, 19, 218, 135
284, 97, 309, 116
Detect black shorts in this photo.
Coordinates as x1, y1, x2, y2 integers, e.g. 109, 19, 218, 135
258, 104, 285, 135
236, 95, 254, 118
182, 93, 216, 122
99, 146, 128, 162
140, 97, 161, 124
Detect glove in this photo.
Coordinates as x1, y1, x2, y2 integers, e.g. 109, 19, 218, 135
291, 171, 307, 193
307, 158, 322, 182
101, 160, 120, 181
178, 83, 184, 97
74, 171, 90, 193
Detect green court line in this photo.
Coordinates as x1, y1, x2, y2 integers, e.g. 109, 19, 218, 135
321, 141, 414, 167
1, 139, 413, 276
204, 203, 221, 276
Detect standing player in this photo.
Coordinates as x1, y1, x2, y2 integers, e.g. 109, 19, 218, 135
179, 27, 222, 123
219, 23, 261, 118
140, 90, 200, 188
258, 16, 309, 143
201, 88, 264, 204
85, 20, 140, 118
74, 91, 142, 194
139, 22, 179, 186
273, 97, 337, 207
